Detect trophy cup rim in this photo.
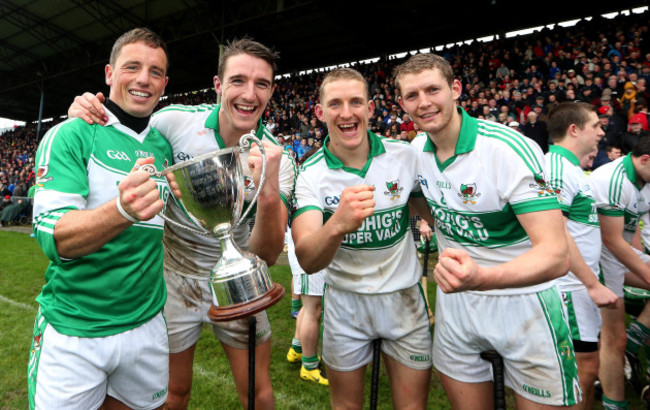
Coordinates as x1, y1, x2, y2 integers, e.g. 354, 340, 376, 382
161, 146, 239, 175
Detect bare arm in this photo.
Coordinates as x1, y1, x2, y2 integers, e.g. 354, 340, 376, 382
408, 196, 435, 226
600, 213, 650, 285
247, 142, 286, 266
292, 185, 375, 273
54, 158, 164, 258
434, 209, 569, 293
563, 217, 617, 307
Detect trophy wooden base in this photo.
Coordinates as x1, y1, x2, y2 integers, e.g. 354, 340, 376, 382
208, 283, 285, 322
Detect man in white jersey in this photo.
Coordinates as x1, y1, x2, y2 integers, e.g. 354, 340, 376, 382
69, 39, 295, 409
28, 28, 173, 409
545, 102, 618, 409
292, 68, 432, 409
590, 137, 650, 409
285, 225, 328, 385
395, 53, 578, 408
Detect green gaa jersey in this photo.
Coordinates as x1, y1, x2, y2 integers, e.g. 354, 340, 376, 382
412, 108, 560, 296
33, 111, 173, 337
293, 132, 422, 294
545, 145, 601, 291
590, 154, 650, 244
151, 104, 296, 278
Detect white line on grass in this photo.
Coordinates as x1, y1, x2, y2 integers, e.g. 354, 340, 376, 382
0, 294, 37, 311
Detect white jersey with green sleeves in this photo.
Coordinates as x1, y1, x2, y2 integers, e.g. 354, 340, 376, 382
32, 110, 173, 338
411, 108, 560, 296
151, 103, 297, 278
293, 131, 423, 294
589, 154, 650, 244
545, 145, 601, 291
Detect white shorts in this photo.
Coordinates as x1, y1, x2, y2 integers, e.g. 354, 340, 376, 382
600, 247, 650, 297
164, 267, 271, 353
295, 272, 326, 296
561, 287, 602, 345
432, 286, 580, 407
322, 283, 432, 372
28, 310, 168, 410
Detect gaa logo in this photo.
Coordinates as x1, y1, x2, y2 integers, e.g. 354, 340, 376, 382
107, 150, 131, 161
325, 196, 340, 206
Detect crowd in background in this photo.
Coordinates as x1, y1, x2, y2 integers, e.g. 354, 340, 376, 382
1, 9, 649, 224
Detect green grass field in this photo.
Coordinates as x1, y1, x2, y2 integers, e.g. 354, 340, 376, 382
0, 229, 643, 409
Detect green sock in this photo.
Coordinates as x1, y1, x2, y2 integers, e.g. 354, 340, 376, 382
626, 320, 650, 356
291, 338, 302, 353
602, 395, 628, 410
291, 299, 302, 311
302, 354, 319, 370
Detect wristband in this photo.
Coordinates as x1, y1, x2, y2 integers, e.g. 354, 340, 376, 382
116, 197, 140, 223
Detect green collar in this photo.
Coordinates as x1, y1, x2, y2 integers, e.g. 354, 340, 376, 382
548, 145, 579, 166
204, 103, 265, 148
422, 107, 477, 170
623, 153, 643, 189
322, 131, 386, 178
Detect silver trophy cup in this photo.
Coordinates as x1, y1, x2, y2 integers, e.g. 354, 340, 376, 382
159, 132, 284, 321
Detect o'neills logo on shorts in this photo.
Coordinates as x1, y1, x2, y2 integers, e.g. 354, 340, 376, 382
152, 386, 168, 400
409, 354, 430, 362
522, 384, 551, 398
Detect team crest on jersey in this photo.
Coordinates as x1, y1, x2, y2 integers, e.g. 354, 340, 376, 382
36, 165, 53, 187
32, 333, 41, 353
559, 341, 574, 360
384, 180, 404, 200
529, 173, 560, 196
457, 183, 481, 204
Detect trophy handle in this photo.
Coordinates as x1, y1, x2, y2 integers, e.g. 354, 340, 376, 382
137, 162, 214, 237
236, 131, 267, 227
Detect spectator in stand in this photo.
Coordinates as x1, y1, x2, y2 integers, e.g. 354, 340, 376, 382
399, 113, 415, 140
295, 138, 309, 160
621, 113, 650, 154
522, 111, 549, 153
593, 107, 623, 169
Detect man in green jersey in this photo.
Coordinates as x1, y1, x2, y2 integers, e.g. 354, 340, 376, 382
545, 102, 617, 408
28, 28, 173, 409
67, 38, 293, 409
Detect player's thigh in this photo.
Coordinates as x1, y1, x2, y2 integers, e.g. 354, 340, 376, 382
383, 353, 430, 410
30, 321, 108, 409
439, 373, 494, 410
212, 310, 271, 349
326, 364, 367, 410
322, 286, 374, 372
434, 287, 579, 406
107, 312, 169, 409
378, 284, 432, 370
163, 268, 210, 353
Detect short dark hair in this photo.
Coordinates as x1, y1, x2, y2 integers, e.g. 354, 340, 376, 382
393, 53, 455, 96
110, 28, 168, 70
632, 136, 650, 157
547, 102, 597, 142
218, 38, 279, 82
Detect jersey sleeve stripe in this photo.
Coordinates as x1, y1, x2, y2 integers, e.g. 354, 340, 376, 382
479, 122, 543, 174
548, 152, 564, 190
607, 163, 625, 207
293, 205, 322, 219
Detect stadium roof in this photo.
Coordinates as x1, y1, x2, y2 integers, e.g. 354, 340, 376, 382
0, 0, 647, 122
